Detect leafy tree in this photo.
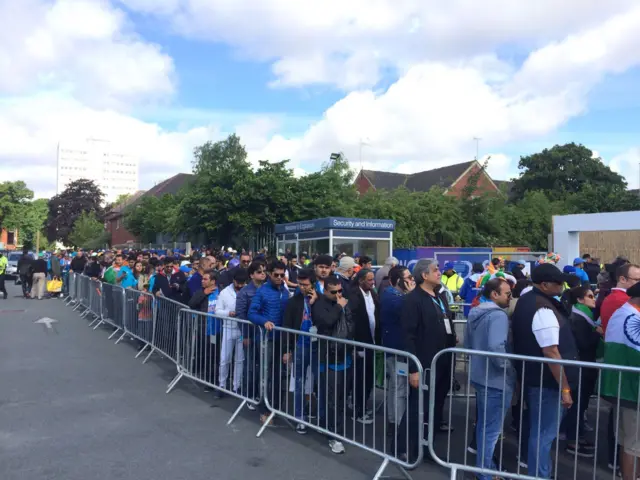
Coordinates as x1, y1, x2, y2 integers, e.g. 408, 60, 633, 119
68, 211, 108, 249
0, 181, 34, 229
124, 194, 180, 243
46, 179, 104, 243
14, 199, 49, 249
511, 143, 627, 201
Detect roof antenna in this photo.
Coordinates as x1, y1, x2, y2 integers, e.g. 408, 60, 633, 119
473, 137, 482, 161
359, 138, 370, 170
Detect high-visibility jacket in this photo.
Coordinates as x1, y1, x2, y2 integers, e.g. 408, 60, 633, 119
0, 256, 7, 274
442, 273, 463, 293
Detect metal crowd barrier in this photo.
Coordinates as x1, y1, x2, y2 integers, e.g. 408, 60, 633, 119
73, 273, 90, 313
143, 295, 184, 365
428, 347, 638, 480
169, 309, 263, 423
82, 279, 102, 326
65, 272, 78, 305
120, 288, 155, 356
97, 282, 125, 338
259, 325, 425, 479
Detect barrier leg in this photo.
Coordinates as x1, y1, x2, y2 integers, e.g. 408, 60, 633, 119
255, 412, 275, 438
227, 400, 247, 426
142, 347, 155, 364
135, 343, 150, 358
111, 329, 124, 341
372, 458, 413, 480
92, 318, 104, 329
165, 371, 183, 394
88, 316, 101, 327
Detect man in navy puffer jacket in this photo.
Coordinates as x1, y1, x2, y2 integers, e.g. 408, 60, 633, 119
380, 265, 415, 449
249, 260, 289, 423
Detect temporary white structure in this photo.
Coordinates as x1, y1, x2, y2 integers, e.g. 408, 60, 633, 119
552, 210, 640, 268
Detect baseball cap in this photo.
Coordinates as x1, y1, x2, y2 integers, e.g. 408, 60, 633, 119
180, 260, 191, 267
531, 263, 569, 285
443, 262, 455, 271
517, 258, 527, 266
573, 257, 584, 266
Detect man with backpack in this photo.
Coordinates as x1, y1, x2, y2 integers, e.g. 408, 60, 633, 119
313, 275, 355, 455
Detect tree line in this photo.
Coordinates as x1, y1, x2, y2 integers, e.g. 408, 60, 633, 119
0, 138, 637, 251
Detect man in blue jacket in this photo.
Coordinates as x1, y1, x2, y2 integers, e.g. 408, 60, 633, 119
380, 265, 414, 450
236, 261, 267, 405
572, 257, 590, 284
249, 260, 289, 424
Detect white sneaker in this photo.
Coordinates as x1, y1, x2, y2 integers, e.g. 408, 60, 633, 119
353, 413, 374, 425
517, 457, 528, 469
329, 440, 345, 454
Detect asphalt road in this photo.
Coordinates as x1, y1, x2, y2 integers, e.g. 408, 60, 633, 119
0, 283, 449, 480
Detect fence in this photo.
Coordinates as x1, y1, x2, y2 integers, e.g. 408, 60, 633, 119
61, 273, 427, 479
427, 347, 640, 480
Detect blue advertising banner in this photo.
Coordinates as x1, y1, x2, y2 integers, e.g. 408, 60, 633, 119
392, 248, 419, 272
275, 217, 395, 234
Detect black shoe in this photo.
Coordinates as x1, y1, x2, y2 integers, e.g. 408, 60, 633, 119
214, 390, 225, 400
566, 444, 595, 458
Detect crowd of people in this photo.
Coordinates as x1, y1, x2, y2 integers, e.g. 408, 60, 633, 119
18, 243, 640, 478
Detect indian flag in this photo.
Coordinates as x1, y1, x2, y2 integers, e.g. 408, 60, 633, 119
601, 303, 640, 404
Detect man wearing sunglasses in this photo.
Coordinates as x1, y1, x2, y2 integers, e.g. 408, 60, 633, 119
249, 260, 289, 425
313, 275, 354, 454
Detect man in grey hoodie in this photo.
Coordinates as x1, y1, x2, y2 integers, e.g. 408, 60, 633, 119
464, 277, 516, 480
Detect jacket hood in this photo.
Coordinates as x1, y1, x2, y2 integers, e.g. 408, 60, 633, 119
467, 301, 504, 325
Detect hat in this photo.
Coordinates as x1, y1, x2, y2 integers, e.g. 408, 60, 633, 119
180, 260, 191, 267
338, 256, 356, 270
179, 265, 191, 273
531, 263, 569, 285
314, 254, 333, 267
354, 252, 361, 258
573, 257, 584, 266
228, 258, 240, 268
443, 262, 455, 271
627, 282, 640, 298
517, 259, 527, 266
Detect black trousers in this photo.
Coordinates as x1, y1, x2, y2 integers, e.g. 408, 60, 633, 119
354, 350, 375, 417
321, 367, 349, 438
19, 274, 31, 296
398, 352, 453, 460
0, 273, 6, 296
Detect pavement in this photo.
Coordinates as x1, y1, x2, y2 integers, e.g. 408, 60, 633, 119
0, 283, 449, 480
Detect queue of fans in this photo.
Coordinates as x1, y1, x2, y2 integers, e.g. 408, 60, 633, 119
26, 243, 640, 478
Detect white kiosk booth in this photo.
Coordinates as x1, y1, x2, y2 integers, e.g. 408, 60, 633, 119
275, 217, 395, 266
552, 210, 640, 268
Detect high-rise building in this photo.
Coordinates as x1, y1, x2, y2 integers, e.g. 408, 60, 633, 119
56, 138, 139, 204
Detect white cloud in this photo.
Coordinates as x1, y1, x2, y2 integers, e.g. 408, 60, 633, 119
119, 0, 637, 89
609, 149, 640, 190
0, 0, 175, 107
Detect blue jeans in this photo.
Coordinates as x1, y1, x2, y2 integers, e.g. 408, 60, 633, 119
526, 386, 565, 478
473, 383, 513, 480
294, 343, 321, 420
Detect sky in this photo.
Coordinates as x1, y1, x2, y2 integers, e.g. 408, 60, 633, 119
1, 0, 640, 199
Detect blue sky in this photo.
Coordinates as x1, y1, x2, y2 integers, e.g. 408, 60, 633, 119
1, 0, 639, 198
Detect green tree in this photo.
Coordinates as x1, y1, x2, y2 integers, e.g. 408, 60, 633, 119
124, 194, 180, 243
0, 181, 34, 229
511, 143, 626, 201
46, 179, 104, 243
68, 211, 108, 249
15, 199, 49, 249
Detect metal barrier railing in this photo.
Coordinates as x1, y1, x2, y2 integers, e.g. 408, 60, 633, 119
143, 295, 184, 366
170, 309, 263, 423
259, 325, 425, 479
120, 288, 155, 356
428, 347, 635, 480
74, 274, 91, 314
65, 272, 77, 305
98, 282, 125, 338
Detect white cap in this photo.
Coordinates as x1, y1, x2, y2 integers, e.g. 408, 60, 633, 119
180, 260, 191, 267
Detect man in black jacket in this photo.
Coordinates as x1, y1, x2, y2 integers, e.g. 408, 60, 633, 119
312, 275, 354, 454
282, 268, 318, 434
398, 258, 456, 462
70, 251, 87, 274
17, 248, 33, 297
347, 268, 380, 425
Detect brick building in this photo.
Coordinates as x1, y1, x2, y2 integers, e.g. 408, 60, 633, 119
0, 228, 18, 250
354, 160, 502, 198
105, 173, 194, 247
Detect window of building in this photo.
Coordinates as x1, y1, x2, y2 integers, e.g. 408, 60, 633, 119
7, 231, 15, 245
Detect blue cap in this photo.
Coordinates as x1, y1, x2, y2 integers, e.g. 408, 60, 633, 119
179, 265, 191, 273
563, 265, 576, 274
517, 259, 527, 266
573, 257, 584, 266
443, 262, 455, 271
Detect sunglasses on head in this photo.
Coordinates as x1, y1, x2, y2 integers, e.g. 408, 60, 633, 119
271, 272, 285, 278
329, 288, 343, 294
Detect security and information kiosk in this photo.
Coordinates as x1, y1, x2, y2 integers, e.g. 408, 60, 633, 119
275, 217, 395, 265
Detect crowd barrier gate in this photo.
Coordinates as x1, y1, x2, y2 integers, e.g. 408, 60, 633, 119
427, 347, 640, 480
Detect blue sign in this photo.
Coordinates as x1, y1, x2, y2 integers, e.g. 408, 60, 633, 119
275, 217, 395, 234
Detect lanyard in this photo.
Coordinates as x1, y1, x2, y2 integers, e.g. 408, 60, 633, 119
431, 296, 445, 314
